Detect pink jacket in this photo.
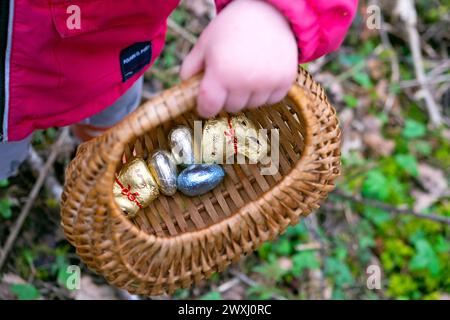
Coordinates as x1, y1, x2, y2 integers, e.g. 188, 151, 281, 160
1, 0, 357, 142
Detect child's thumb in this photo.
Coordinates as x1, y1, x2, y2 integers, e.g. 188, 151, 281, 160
180, 43, 205, 80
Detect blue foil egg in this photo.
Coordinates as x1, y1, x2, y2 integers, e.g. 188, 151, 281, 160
177, 164, 225, 197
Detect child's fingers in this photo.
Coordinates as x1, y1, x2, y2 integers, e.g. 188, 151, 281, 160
247, 92, 271, 109
267, 88, 289, 105
224, 90, 251, 113
180, 42, 205, 80
197, 72, 227, 118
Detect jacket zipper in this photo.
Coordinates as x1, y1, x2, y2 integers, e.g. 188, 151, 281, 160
0, 0, 10, 141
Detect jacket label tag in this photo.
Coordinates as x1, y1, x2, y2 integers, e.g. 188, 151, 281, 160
120, 41, 152, 82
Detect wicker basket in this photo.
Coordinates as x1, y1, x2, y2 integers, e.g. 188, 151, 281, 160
60, 67, 341, 296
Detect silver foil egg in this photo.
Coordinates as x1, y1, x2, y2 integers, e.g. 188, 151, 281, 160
177, 164, 225, 197
148, 150, 178, 196
169, 126, 195, 166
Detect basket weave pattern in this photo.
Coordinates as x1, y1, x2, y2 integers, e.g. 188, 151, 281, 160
60, 67, 341, 295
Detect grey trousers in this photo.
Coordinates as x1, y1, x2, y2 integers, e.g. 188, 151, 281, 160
0, 77, 143, 180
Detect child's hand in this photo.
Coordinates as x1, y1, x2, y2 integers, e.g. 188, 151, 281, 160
180, 0, 298, 118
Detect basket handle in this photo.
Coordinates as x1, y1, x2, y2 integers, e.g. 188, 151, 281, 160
141, 74, 203, 122
102, 69, 319, 171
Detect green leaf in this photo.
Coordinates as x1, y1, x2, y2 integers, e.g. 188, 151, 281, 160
359, 234, 376, 250
291, 251, 320, 276
386, 176, 408, 204
10, 284, 40, 300
274, 239, 293, 256
434, 236, 450, 253
247, 285, 277, 300
409, 239, 441, 277
339, 54, 364, 67
325, 257, 354, 287
381, 239, 414, 272
285, 222, 308, 238
389, 83, 401, 94
394, 154, 418, 176
334, 246, 348, 261
343, 94, 358, 108
57, 263, 71, 286
362, 169, 389, 201
257, 242, 272, 260
0, 198, 12, 219
200, 291, 222, 300
363, 207, 392, 226
414, 140, 432, 156
22, 249, 34, 266
387, 274, 418, 298
0, 179, 9, 188
402, 119, 426, 139
377, 113, 389, 125
352, 72, 373, 89
45, 127, 57, 140
254, 260, 287, 282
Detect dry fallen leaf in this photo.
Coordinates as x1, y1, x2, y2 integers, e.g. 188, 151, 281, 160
417, 164, 448, 197
363, 133, 396, 157
412, 189, 438, 212
368, 59, 386, 80
375, 79, 389, 102
278, 257, 293, 271
73, 276, 117, 300
315, 72, 344, 103
439, 293, 450, 300
361, 115, 395, 156
2, 273, 27, 285
0, 273, 28, 300
220, 282, 246, 300
412, 164, 449, 212
183, 0, 216, 18
362, 115, 382, 133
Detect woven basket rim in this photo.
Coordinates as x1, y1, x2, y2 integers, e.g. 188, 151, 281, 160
60, 67, 341, 295
103, 81, 318, 245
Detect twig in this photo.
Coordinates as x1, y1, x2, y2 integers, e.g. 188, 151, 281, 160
395, 0, 443, 126
307, 56, 332, 75
217, 278, 240, 293
229, 269, 259, 288
336, 45, 384, 82
167, 18, 198, 45
303, 215, 327, 300
295, 242, 323, 252
116, 289, 141, 301
27, 147, 63, 201
373, 0, 400, 112
399, 74, 450, 89
0, 128, 69, 271
332, 189, 450, 225
229, 269, 287, 300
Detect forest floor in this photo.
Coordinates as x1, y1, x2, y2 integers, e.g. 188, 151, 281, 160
0, 0, 449, 300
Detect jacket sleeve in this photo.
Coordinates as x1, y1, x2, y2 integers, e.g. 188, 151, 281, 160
214, 0, 358, 63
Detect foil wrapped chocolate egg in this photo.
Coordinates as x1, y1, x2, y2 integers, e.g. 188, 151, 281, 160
202, 118, 230, 164
232, 113, 270, 163
148, 150, 178, 196
177, 164, 225, 197
202, 114, 269, 164
169, 126, 195, 166
113, 158, 159, 218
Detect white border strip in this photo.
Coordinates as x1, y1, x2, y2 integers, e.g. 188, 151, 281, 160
3, 0, 14, 142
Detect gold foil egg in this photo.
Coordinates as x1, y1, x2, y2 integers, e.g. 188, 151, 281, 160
202, 118, 231, 164
202, 114, 269, 164
169, 126, 195, 166
232, 114, 270, 163
113, 158, 159, 218
148, 150, 178, 196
